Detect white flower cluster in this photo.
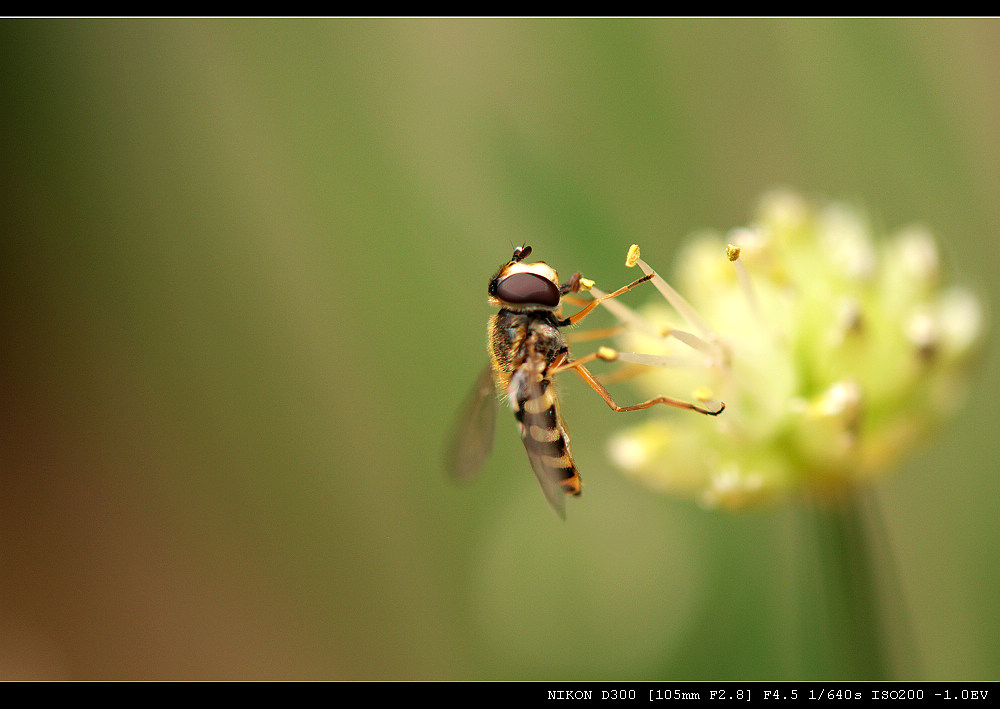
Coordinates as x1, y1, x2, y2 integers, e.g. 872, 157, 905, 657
600, 191, 984, 509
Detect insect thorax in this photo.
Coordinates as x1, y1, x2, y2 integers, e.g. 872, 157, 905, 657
489, 309, 566, 380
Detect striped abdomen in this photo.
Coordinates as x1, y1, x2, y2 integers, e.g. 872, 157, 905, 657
510, 370, 581, 498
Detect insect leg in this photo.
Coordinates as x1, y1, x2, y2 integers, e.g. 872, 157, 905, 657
560, 295, 591, 308
563, 325, 625, 343
562, 273, 653, 327
553, 351, 725, 416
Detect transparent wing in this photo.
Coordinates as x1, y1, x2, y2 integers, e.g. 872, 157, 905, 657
445, 363, 498, 482
509, 366, 576, 519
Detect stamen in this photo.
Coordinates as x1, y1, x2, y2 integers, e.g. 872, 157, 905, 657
693, 386, 714, 403
663, 326, 723, 362
727, 238, 764, 329
615, 351, 707, 369
587, 285, 663, 338
625, 244, 641, 268
589, 285, 723, 364
596, 346, 619, 362
626, 245, 716, 341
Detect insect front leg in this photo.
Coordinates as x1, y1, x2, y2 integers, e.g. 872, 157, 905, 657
561, 273, 654, 327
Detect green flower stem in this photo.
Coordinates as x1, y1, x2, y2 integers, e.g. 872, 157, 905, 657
596, 192, 977, 678
794, 488, 913, 680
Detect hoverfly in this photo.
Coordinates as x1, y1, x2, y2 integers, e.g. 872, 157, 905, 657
447, 246, 724, 517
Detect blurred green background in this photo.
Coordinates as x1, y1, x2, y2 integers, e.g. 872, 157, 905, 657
1, 19, 997, 680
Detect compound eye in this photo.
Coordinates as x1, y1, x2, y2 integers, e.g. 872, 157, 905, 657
495, 272, 560, 307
